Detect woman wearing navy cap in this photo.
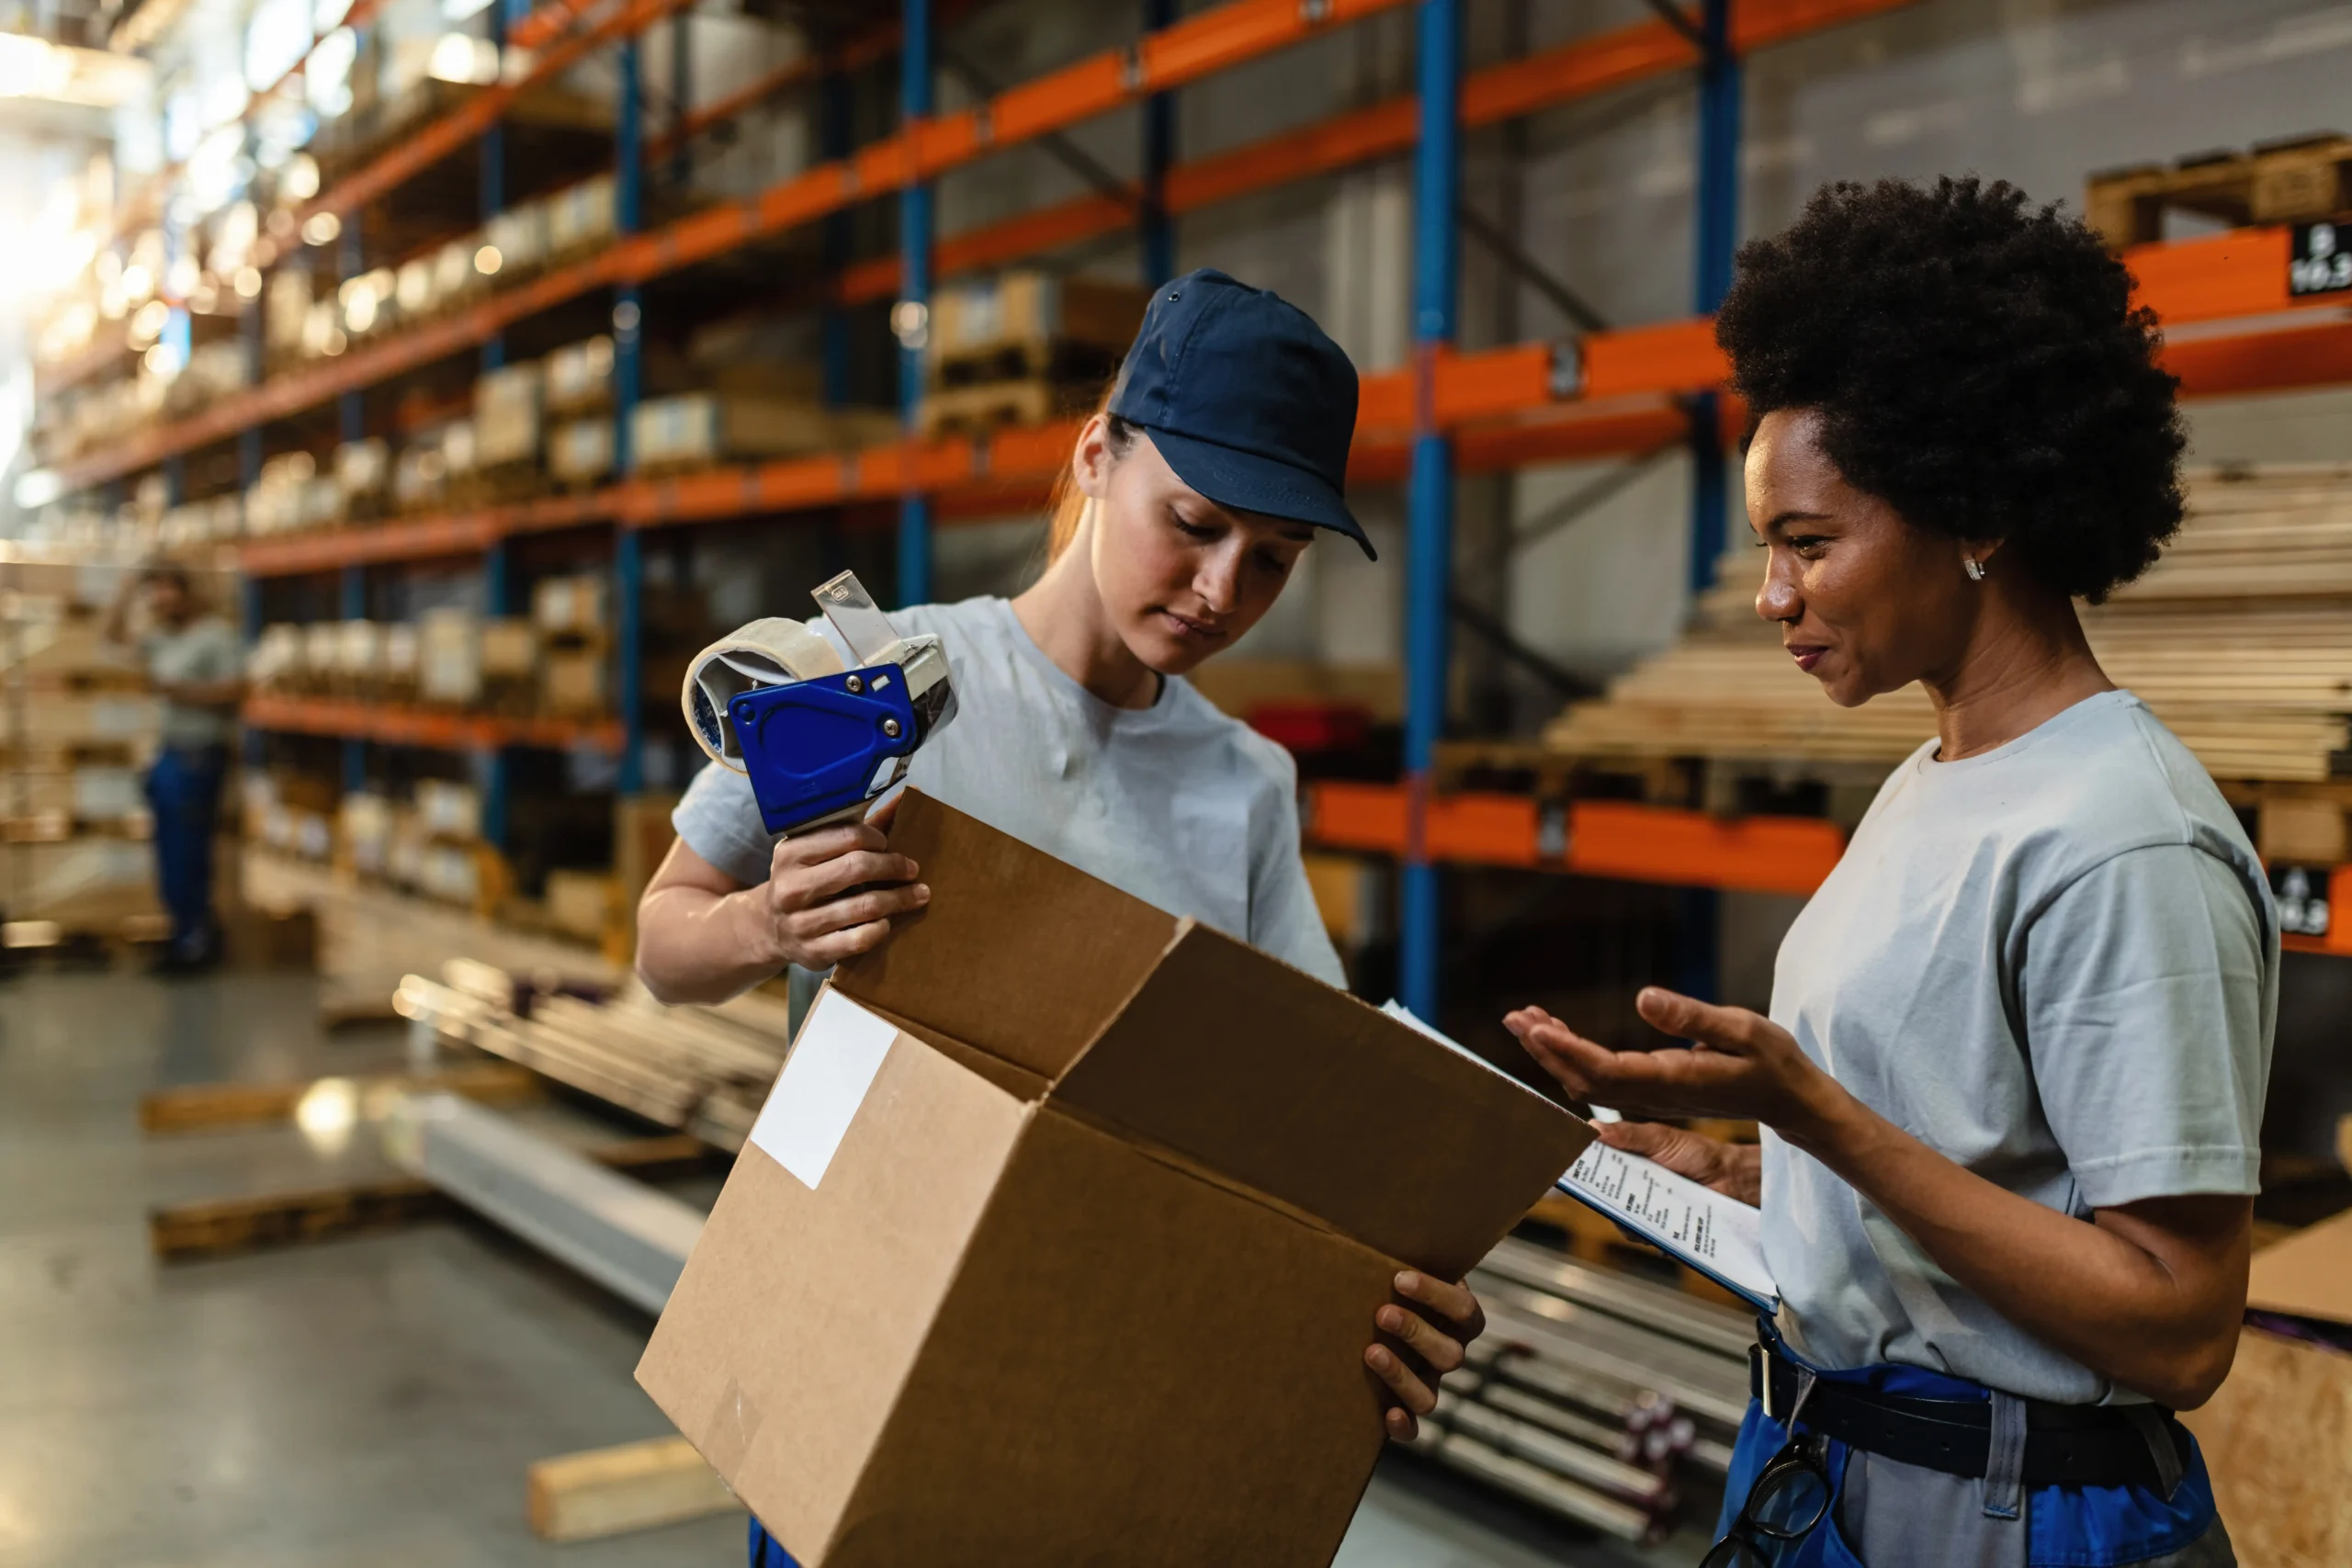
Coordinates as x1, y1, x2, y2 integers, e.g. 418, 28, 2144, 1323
634, 270, 1479, 1567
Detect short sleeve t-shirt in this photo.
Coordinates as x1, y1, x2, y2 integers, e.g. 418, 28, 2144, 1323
670, 594, 1344, 987
1763, 690, 2277, 1404
141, 616, 243, 748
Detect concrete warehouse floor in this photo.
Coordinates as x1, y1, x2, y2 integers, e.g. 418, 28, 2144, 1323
0, 967, 1713, 1567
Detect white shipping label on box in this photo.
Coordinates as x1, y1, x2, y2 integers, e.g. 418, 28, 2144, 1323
748, 989, 896, 1190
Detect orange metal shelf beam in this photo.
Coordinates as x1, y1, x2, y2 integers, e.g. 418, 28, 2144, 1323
243, 693, 623, 753
238, 491, 616, 574
54, 0, 1414, 491
840, 0, 1921, 306
1306, 783, 1848, 897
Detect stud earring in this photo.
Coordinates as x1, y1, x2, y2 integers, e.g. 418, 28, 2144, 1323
1963, 557, 1986, 582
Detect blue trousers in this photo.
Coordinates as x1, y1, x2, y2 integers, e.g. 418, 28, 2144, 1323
1720, 1326, 2228, 1565
749, 1517, 797, 1567
144, 745, 226, 956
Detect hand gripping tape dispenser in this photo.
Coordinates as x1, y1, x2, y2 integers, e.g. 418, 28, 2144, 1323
681, 571, 958, 836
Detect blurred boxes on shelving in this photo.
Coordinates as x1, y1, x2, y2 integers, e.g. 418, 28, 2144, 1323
546, 175, 616, 261
416, 610, 537, 708
544, 868, 618, 944
539, 647, 606, 717
628, 393, 843, 472
335, 438, 390, 522
485, 202, 550, 280
474, 362, 545, 476
532, 574, 607, 639
545, 335, 615, 415
415, 778, 480, 841
547, 418, 613, 487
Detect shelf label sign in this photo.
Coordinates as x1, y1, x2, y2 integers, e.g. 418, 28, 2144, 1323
2290, 221, 2352, 298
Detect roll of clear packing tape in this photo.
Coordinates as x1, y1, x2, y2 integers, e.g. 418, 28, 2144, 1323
681, 617, 844, 771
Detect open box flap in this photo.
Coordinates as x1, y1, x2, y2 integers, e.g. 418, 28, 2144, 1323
1051, 924, 1595, 1280
834, 791, 1183, 1082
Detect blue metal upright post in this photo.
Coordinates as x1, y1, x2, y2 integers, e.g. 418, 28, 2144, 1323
615, 36, 648, 795
1686, 0, 1739, 597
477, 0, 517, 843
1399, 0, 1460, 1021
1140, 0, 1176, 286
1677, 0, 1740, 1005
896, 0, 934, 610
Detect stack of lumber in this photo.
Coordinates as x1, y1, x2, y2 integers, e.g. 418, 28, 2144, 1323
1543, 466, 2352, 782
395, 958, 794, 1150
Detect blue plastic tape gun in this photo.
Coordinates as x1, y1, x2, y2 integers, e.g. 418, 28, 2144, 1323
679, 570, 958, 836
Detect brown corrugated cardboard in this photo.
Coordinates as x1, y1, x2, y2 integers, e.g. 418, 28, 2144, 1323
638, 789, 1591, 1567
2245, 1207, 2352, 1327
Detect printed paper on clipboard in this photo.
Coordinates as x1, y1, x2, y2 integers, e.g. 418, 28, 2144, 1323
1557, 1142, 1780, 1314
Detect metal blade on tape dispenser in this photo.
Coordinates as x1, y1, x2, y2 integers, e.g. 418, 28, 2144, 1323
811, 570, 902, 664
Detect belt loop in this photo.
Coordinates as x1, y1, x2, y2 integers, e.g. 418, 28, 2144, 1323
1980, 1391, 2027, 1520
2125, 1406, 2185, 1501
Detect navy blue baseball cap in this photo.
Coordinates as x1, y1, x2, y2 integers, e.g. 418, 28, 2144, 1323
1107, 268, 1373, 559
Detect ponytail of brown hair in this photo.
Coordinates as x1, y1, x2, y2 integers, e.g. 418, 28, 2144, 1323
1043, 393, 1139, 564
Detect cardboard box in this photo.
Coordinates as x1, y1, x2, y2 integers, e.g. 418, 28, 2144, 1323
541, 648, 606, 716
638, 791, 1590, 1568
545, 869, 616, 942
476, 363, 545, 469
930, 270, 1151, 361
629, 393, 836, 469
2181, 1213, 2352, 1566
533, 573, 608, 637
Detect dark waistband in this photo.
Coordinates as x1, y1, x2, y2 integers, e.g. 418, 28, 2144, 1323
1753, 1343, 2188, 1491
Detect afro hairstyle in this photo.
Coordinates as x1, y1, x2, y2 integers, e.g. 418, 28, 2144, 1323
1713, 176, 2186, 603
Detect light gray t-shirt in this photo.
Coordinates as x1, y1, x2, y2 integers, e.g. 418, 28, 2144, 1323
671, 594, 1344, 987
141, 615, 243, 748
1763, 689, 2276, 1404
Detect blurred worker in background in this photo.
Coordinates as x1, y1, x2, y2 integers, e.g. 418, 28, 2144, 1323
106, 564, 243, 972
635, 269, 1483, 1568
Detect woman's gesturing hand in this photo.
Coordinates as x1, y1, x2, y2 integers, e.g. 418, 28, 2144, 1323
1504, 987, 1848, 1145
1593, 1120, 1763, 1206
1364, 1271, 1486, 1441
756, 799, 931, 970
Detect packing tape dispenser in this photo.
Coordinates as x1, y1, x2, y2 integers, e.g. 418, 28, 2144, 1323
681, 570, 958, 836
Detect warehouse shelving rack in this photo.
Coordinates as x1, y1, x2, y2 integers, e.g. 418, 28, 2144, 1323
48, 0, 2352, 1000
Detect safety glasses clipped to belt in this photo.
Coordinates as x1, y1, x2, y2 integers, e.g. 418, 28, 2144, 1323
1702, 1371, 1831, 1567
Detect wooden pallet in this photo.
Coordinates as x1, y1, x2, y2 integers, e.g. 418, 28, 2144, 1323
2087, 132, 2352, 249
932, 336, 1123, 392
139, 1061, 541, 1134
147, 1132, 716, 1261
528, 1437, 741, 1543
916, 378, 1088, 439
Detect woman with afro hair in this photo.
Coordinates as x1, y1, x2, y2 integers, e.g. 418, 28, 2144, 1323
1505, 178, 2269, 1564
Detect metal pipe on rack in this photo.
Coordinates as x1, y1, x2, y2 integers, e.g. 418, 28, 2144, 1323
896, 0, 935, 610
1399, 0, 1462, 1021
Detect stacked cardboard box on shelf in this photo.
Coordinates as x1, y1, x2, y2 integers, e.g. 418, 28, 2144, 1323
533, 573, 608, 719
918, 271, 1151, 436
